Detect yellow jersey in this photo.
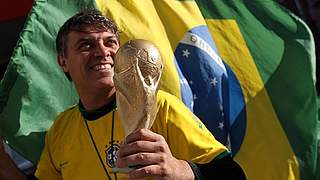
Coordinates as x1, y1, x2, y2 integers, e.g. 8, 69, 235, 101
35, 90, 227, 180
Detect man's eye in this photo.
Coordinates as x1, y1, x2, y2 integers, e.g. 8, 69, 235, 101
79, 43, 93, 50
106, 40, 117, 46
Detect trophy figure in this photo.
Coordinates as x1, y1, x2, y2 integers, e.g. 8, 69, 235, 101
112, 39, 163, 172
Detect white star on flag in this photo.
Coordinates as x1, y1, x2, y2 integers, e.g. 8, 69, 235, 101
182, 49, 191, 58
193, 94, 198, 100
220, 104, 224, 111
210, 77, 218, 86
218, 122, 224, 130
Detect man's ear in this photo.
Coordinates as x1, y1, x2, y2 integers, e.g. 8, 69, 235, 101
57, 55, 69, 73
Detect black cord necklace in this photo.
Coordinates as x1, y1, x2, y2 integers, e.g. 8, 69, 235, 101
84, 109, 117, 180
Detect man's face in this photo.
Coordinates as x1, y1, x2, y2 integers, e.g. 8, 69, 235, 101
59, 29, 120, 94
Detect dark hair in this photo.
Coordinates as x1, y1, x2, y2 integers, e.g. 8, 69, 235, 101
56, 9, 120, 57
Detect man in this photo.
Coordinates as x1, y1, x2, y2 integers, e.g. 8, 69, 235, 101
35, 10, 246, 179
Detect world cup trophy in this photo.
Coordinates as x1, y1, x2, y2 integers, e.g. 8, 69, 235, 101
112, 39, 163, 172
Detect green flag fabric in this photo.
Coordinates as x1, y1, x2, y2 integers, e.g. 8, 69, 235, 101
0, 0, 95, 163
0, 0, 318, 179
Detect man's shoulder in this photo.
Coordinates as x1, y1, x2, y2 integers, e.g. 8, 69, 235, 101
48, 104, 80, 135
56, 104, 79, 119
156, 90, 181, 104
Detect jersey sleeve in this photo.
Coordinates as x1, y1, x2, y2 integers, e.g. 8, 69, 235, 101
152, 91, 228, 164
35, 123, 62, 179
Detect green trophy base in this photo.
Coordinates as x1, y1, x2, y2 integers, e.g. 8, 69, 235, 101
112, 164, 144, 173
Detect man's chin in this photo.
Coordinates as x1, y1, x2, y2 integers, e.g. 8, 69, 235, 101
97, 69, 114, 76
96, 77, 114, 86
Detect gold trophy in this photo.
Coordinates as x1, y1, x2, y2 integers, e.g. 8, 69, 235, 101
112, 39, 163, 172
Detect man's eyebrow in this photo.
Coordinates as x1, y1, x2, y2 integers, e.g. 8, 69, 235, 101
75, 37, 93, 46
104, 35, 119, 45
104, 35, 117, 40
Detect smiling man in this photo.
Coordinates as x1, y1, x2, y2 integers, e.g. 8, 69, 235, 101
34, 10, 246, 180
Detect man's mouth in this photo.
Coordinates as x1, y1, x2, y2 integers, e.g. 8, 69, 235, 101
91, 64, 113, 71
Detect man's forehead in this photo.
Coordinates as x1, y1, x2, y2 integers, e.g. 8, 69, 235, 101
68, 30, 117, 40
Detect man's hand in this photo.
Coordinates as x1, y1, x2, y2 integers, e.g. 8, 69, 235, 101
116, 129, 194, 180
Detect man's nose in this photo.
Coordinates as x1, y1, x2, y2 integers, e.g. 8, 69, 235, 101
94, 44, 111, 59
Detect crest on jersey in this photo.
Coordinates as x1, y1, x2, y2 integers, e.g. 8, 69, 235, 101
105, 143, 120, 168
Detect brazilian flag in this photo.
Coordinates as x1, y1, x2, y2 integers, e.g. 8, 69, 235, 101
0, 0, 318, 179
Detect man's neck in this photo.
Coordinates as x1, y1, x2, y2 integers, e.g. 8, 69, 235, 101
79, 88, 116, 111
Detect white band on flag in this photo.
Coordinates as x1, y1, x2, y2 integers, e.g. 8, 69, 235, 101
181, 32, 226, 73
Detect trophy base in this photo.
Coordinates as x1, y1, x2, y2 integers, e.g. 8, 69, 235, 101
112, 164, 144, 173
111, 167, 132, 173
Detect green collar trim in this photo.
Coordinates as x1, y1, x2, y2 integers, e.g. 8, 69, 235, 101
78, 98, 116, 121
214, 150, 231, 161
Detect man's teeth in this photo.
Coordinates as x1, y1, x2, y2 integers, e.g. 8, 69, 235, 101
92, 64, 112, 71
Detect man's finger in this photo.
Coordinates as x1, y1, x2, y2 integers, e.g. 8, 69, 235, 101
117, 152, 164, 167
118, 140, 158, 157
128, 164, 166, 179
125, 129, 162, 144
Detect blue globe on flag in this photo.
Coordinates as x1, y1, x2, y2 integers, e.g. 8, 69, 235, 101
174, 25, 246, 156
